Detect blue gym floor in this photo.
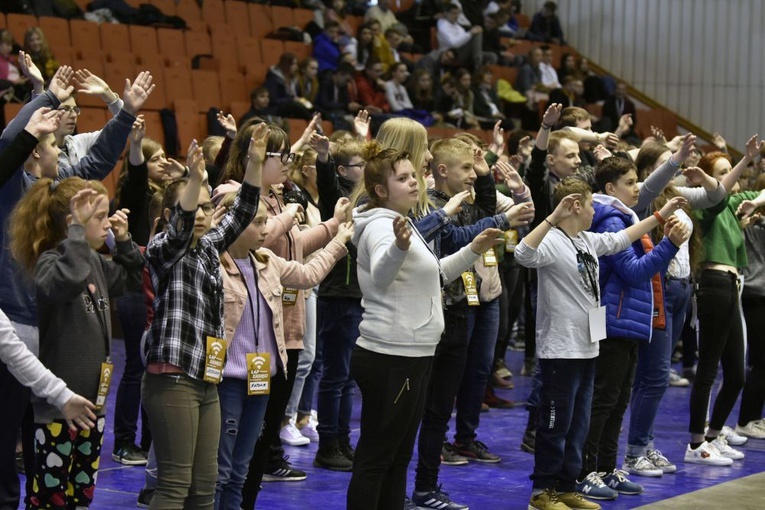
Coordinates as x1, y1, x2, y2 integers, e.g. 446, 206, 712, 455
20, 339, 765, 509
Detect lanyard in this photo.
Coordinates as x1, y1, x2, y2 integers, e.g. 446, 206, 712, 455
558, 228, 600, 305
235, 257, 261, 349
86, 286, 111, 359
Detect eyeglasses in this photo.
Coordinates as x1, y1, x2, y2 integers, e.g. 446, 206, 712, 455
198, 202, 215, 216
266, 152, 297, 164
58, 105, 81, 115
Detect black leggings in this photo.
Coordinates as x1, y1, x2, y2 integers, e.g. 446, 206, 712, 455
689, 270, 746, 435
739, 294, 765, 426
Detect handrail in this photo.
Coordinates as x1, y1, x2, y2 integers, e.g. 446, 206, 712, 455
585, 60, 742, 159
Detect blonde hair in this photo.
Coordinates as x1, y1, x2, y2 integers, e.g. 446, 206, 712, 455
430, 138, 472, 174
553, 177, 591, 207
10, 177, 108, 273
359, 141, 410, 211
548, 130, 578, 155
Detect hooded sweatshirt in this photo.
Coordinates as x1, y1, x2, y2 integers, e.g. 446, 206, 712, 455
352, 206, 481, 357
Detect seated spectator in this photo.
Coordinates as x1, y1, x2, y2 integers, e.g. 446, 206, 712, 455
345, 22, 375, 71
482, 10, 521, 66
557, 52, 577, 83
485, 0, 524, 38
265, 52, 313, 120
547, 75, 587, 109
414, 48, 458, 82
324, 0, 355, 48
578, 56, 608, 103
364, 0, 399, 32
454, 67, 480, 128
374, 27, 409, 73
296, 57, 320, 109
472, 65, 513, 130
313, 21, 343, 74
384, 62, 433, 126
437, 3, 497, 70
539, 45, 562, 90
23, 27, 58, 82
527, 1, 566, 45
239, 86, 287, 131
0, 30, 29, 108
317, 63, 361, 130
354, 58, 390, 115
603, 81, 637, 134
407, 69, 443, 124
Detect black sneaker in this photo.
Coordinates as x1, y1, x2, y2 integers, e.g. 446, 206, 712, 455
262, 456, 307, 482
314, 439, 353, 472
521, 428, 535, 454
339, 436, 355, 462
113, 443, 148, 466
441, 442, 469, 466
453, 440, 501, 463
412, 485, 469, 509
136, 488, 154, 508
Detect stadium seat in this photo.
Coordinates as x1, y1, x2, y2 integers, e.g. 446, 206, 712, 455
191, 69, 223, 112
219, 71, 248, 111
100, 23, 130, 53
157, 28, 186, 58
38, 16, 71, 49
129, 25, 159, 56
224, 0, 251, 37
70, 19, 102, 51
6, 14, 36, 45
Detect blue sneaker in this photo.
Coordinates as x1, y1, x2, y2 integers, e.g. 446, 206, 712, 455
575, 472, 618, 500
412, 485, 469, 509
602, 469, 644, 495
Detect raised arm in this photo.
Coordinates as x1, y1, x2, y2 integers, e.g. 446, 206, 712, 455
634, 134, 695, 215
623, 196, 687, 244
279, 224, 352, 288
720, 134, 763, 193
0, 108, 62, 189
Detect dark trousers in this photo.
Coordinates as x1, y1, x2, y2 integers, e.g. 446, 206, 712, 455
689, 270, 746, 434
316, 297, 362, 443
532, 358, 596, 493
581, 338, 638, 477
494, 260, 524, 364
524, 268, 537, 362
414, 309, 469, 493
0, 363, 34, 510
114, 291, 151, 450
347, 347, 432, 510
241, 350, 298, 509
740, 294, 765, 426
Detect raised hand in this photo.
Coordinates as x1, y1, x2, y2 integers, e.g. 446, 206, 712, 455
473, 148, 490, 176
673, 133, 696, 165
744, 134, 762, 160
650, 125, 666, 144
353, 110, 370, 140
507, 202, 535, 227
62, 394, 96, 431
712, 132, 727, 151
128, 115, 146, 145
469, 228, 504, 254
122, 71, 156, 115
736, 199, 760, 220
681, 166, 715, 188
617, 113, 633, 134
48, 65, 75, 102
517, 135, 533, 160
657, 196, 688, 219
186, 140, 205, 182
247, 123, 270, 166
73, 69, 117, 103
18, 51, 44, 93
494, 160, 524, 191
489, 120, 505, 154
667, 219, 690, 247
25, 107, 63, 138
393, 216, 411, 251
284, 202, 304, 222
593, 144, 612, 163
443, 190, 471, 216
309, 132, 331, 158
542, 103, 562, 127
109, 208, 131, 241
217, 111, 237, 139
549, 193, 582, 224
163, 158, 186, 180
335, 221, 354, 244
333, 196, 351, 223
210, 204, 227, 228
666, 134, 685, 153
212, 180, 242, 203
70, 186, 106, 226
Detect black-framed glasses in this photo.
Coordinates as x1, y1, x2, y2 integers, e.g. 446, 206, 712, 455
198, 202, 215, 216
58, 105, 81, 115
266, 152, 297, 164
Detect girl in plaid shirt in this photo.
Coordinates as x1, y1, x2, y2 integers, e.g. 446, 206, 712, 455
142, 125, 267, 510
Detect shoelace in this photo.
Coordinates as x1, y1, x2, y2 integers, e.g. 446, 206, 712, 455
609, 469, 629, 482
544, 488, 561, 503
649, 450, 668, 464
586, 472, 607, 487
634, 456, 656, 470
473, 440, 491, 454
433, 484, 453, 502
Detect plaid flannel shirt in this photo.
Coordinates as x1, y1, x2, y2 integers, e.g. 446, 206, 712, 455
145, 183, 260, 380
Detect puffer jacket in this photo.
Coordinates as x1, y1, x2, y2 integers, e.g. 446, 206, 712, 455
591, 195, 678, 341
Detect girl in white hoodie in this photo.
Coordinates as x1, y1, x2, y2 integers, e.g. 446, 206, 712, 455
346, 142, 502, 510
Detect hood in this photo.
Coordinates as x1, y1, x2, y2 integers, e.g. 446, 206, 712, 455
352, 206, 402, 246
592, 193, 639, 230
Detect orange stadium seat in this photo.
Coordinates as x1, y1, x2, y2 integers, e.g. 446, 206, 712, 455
157, 28, 186, 58
4, 103, 24, 126
38, 17, 71, 49
0, 13, 6, 30
244, 63, 268, 91
75, 47, 106, 63
237, 36, 262, 67
285, 41, 312, 60
230, 101, 251, 123
70, 19, 101, 51
185, 30, 212, 58
150, 0, 177, 16
271, 6, 294, 28
76, 107, 108, 135
176, 0, 202, 22
260, 39, 284, 68
108, 51, 137, 66
224, 0, 251, 37
141, 110, 166, 146
104, 61, 137, 96
249, 4, 273, 39
129, 25, 159, 56
218, 71, 248, 111
6, 14, 36, 45
202, 0, 226, 26
100, 23, 130, 53
293, 9, 315, 31
191, 69, 223, 112
164, 67, 194, 103
211, 31, 239, 71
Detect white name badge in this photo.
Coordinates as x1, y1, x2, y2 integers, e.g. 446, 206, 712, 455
588, 306, 607, 343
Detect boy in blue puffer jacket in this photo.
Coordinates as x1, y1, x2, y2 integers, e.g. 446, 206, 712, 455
576, 157, 690, 501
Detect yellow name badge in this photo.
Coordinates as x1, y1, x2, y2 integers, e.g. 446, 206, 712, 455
461, 271, 480, 306
504, 229, 518, 252
95, 360, 114, 410
204, 336, 227, 384
483, 247, 498, 267
282, 288, 299, 307
246, 353, 271, 395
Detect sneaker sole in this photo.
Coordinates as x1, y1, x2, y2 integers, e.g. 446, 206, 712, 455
262, 474, 307, 482
622, 469, 662, 477
458, 455, 501, 464
520, 443, 535, 454
441, 459, 469, 466
312, 460, 353, 472
112, 454, 148, 466
280, 438, 311, 446
611, 487, 643, 495
683, 457, 733, 466
576, 491, 618, 500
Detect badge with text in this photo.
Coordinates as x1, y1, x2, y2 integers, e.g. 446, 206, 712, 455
483, 247, 498, 267
246, 353, 271, 395
504, 229, 518, 252
204, 336, 227, 383
461, 271, 480, 306
282, 288, 299, 307
95, 360, 114, 410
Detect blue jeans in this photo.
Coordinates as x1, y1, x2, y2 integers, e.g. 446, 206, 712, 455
532, 358, 595, 492
665, 277, 692, 352
317, 297, 362, 442
215, 378, 269, 510
455, 298, 500, 443
285, 288, 317, 418
627, 328, 670, 456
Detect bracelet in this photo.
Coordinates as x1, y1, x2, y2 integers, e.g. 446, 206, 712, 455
653, 211, 666, 226
544, 218, 556, 228
540, 123, 552, 130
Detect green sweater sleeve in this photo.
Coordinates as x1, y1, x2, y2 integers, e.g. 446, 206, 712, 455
695, 191, 759, 268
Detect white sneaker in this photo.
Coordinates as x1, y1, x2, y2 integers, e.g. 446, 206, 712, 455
735, 420, 765, 439
709, 436, 745, 460
684, 442, 733, 466
721, 425, 748, 445
622, 455, 663, 477
668, 370, 690, 387
279, 422, 310, 446
298, 420, 319, 443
